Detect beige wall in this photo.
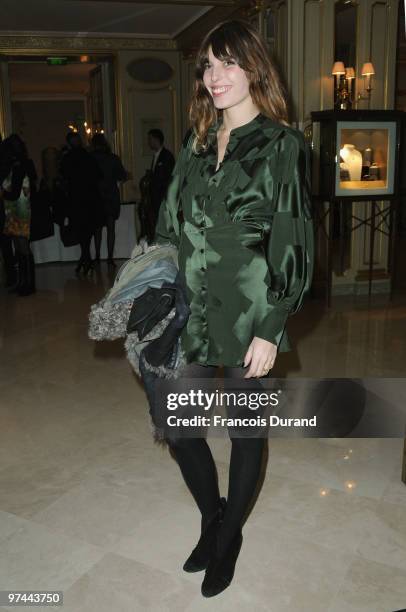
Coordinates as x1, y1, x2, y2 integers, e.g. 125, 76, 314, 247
270, 0, 400, 295
116, 49, 183, 203
264, 0, 400, 128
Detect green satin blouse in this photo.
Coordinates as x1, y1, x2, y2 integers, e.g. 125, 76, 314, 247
154, 111, 314, 367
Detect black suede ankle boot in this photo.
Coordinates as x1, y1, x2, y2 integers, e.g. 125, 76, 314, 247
201, 528, 243, 597
183, 497, 227, 573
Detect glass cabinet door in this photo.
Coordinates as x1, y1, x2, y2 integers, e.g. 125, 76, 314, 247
335, 121, 396, 196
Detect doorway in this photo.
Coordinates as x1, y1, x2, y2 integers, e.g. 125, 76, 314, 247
5, 54, 117, 171
0, 52, 136, 263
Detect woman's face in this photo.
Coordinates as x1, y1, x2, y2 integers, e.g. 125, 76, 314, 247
202, 46, 251, 111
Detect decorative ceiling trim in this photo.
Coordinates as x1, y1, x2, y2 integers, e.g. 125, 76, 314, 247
69, 0, 236, 5
0, 34, 178, 52
1, 30, 173, 40
12, 93, 87, 102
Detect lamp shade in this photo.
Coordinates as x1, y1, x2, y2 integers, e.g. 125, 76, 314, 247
332, 61, 346, 75
361, 62, 375, 76
345, 67, 355, 79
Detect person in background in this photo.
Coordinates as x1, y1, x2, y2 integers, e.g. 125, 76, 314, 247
90, 134, 129, 267
146, 129, 175, 242
0, 134, 37, 296
0, 134, 17, 288
42, 147, 70, 228
60, 131, 103, 275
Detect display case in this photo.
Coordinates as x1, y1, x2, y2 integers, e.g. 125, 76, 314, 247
308, 109, 406, 306
336, 121, 396, 197
311, 110, 405, 201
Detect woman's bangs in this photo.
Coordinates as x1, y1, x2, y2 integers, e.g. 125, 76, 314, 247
199, 29, 241, 67
210, 33, 235, 62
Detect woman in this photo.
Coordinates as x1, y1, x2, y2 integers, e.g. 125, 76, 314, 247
154, 19, 314, 597
0, 134, 37, 296
60, 131, 103, 275
90, 134, 129, 267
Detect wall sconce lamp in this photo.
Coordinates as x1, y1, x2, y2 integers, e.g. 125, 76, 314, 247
332, 61, 345, 75
332, 61, 375, 109
357, 62, 375, 102
332, 61, 350, 110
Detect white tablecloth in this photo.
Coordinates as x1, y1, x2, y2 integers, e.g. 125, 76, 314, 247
31, 204, 138, 264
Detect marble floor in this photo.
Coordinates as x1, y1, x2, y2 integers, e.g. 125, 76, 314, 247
1, 262, 406, 612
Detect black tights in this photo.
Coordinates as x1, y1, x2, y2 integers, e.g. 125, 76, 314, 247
13, 236, 31, 256
0, 233, 15, 284
165, 363, 267, 557
75, 226, 93, 264
94, 217, 116, 260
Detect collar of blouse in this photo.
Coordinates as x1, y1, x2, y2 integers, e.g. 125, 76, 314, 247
207, 111, 267, 143
201, 111, 269, 173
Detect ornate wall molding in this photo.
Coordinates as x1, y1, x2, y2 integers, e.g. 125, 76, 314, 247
123, 82, 179, 199
0, 62, 12, 136
0, 35, 178, 53
301, 1, 324, 125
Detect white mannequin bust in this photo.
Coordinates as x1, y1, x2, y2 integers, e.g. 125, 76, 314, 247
339, 143, 362, 181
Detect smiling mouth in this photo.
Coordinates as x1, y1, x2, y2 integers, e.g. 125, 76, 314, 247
211, 86, 232, 96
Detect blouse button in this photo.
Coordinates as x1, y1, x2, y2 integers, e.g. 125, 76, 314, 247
200, 266, 206, 272
200, 248, 204, 253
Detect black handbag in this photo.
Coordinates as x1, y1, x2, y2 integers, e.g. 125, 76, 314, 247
60, 218, 80, 247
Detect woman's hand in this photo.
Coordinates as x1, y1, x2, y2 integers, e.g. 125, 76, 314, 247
243, 336, 277, 378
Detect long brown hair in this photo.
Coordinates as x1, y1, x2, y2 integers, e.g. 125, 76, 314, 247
189, 19, 290, 153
